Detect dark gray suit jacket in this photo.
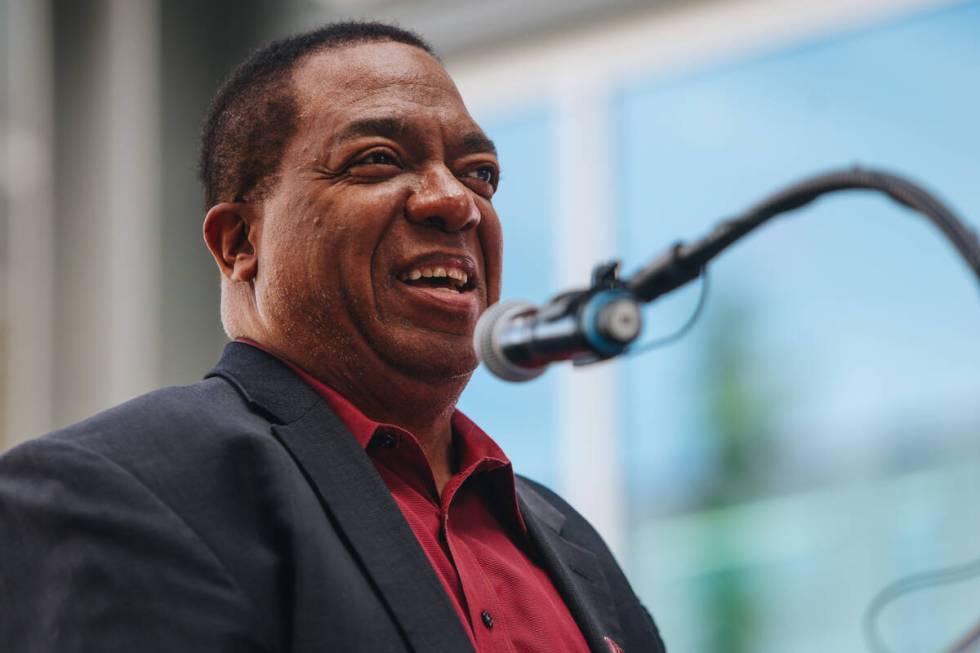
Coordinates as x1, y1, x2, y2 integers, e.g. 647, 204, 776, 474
0, 342, 666, 652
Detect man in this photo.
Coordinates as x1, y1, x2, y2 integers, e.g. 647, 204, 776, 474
0, 22, 666, 653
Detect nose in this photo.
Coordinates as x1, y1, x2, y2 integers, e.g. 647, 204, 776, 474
405, 164, 481, 232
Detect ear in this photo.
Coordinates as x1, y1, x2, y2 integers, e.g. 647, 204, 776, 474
203, 202, 259, 282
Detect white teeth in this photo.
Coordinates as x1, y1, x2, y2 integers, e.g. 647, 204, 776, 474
399, 265, 470, 289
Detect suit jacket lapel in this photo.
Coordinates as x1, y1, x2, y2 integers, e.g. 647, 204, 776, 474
207, 343, 475, 653
517, 478, 624, 653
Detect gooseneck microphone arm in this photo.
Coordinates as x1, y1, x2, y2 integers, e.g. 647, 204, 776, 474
475, 166, 980, 382
627, 166, 980, 303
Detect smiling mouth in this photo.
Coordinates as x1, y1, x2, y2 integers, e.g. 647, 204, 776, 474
397, 264, 476, 294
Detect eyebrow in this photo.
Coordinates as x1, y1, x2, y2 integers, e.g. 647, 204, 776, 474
330, 117, 410, 149
330, 116, 497, 157
460, 132, 497, 157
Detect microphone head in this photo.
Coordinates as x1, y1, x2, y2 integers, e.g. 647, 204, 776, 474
474, 301, 548, 382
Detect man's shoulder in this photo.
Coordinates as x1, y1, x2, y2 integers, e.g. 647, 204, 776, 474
0, 372, 305, 564
515, 475, 614, 557
0, 376, 286, 651
0, 374, 289, 506
514, 475, 575, 513
26, 375, 264, 455
515, 475, 668, 652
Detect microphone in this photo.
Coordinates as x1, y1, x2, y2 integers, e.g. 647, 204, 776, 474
474, 262, 644, 382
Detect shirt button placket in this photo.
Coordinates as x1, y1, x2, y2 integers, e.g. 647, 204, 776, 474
480, 610, 494, 630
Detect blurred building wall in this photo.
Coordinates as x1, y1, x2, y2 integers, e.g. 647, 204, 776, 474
1, 0, 280, 448
2, 0, 55, 449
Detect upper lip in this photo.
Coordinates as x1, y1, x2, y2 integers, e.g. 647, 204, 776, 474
394, 252, 480, 290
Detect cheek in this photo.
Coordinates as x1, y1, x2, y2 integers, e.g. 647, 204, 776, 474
287, 205, 378, 283
255, 257, 323, 336
478, 210, 504, 304
266, 183, 406, 307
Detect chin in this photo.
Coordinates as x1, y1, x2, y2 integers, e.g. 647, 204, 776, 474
380, 334, 479, 382
407, 359, 476, 383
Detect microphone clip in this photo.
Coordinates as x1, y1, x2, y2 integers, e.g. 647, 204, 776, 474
568, 260, 644, 366
521, 259, 643, 367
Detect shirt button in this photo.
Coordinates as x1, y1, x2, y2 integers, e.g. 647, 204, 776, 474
480, 610, 494, 629
377, 431, 396, 448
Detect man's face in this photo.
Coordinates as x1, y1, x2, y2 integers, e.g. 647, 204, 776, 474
254, 41, 502, 382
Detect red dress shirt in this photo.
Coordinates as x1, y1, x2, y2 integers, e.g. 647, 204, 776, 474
247, 342, 591, 653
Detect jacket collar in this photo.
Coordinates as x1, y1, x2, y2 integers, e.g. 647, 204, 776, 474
206, 341, 321, 424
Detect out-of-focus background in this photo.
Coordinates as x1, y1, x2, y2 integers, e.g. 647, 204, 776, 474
2, 0, 978, 650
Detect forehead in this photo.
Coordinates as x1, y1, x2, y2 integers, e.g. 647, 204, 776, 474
289, 41, 483, 146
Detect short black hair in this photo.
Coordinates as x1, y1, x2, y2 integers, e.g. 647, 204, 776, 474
199, 21, 435, 208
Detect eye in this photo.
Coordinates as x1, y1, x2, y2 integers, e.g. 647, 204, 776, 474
348, 149, 402, 176
463, 164, 498, 187
359, 151, 398, 166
